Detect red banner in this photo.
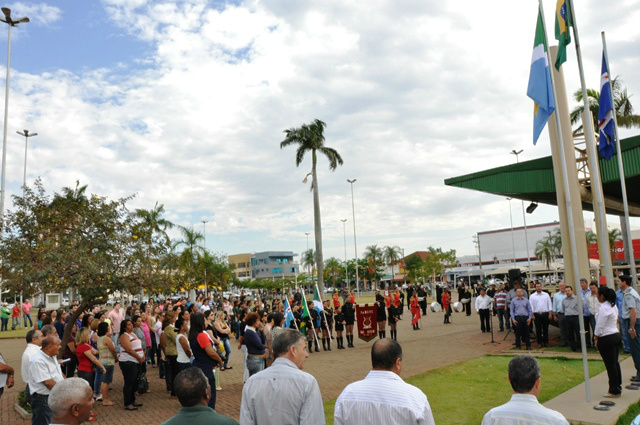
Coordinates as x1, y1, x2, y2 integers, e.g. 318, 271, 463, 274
356, 304, 378, 342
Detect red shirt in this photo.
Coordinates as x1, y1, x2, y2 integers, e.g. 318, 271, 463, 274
76, 343, 94, 372
442, 292, 451, 309
333, 294, 340, 308
12, 305, 20, 317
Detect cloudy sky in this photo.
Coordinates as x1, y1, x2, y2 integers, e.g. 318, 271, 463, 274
3, 0, 640, 262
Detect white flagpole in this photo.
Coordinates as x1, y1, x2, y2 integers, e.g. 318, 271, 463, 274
564, 0, 614, 289
315, 283, 332, 336
602, 31, 638, 288
538, 0, 591, 401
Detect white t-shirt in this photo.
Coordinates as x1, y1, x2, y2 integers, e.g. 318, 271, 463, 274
176, 333, 191, 363
154, 321, 162, 345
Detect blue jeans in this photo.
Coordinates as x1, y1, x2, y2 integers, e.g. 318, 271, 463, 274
31, 393, 52, 425
496, 309, 510, 330
221, 338, 231, 368
24, 314, 33, 327
621, 318, 631, 352
0, 318, 7, 331
12, 317, 19, 329
625, 318, 640, 378
246, 355, 265, 377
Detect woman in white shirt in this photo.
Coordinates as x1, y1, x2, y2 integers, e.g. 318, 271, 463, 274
175, 318, 192, 373
594, 286, 621, 398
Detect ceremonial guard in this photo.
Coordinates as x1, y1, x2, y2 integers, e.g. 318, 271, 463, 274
320, 300, 333, 351
442, 288, 452, 324
388, 301, 400, 340
334, 307, 346, 349
306, 301, 320, 353
417, 286, 428, 316
410, 292, 421, 330
375, 291, 387, 339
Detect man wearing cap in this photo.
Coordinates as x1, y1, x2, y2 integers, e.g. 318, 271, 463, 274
619, 275, 640, 384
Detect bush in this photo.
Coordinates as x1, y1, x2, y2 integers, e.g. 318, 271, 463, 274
17, 390, 32, 413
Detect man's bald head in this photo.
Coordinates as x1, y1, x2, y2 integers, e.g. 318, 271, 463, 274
371, 338, 403, 371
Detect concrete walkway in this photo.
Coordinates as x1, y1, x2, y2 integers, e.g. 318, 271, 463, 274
544, 356, 640, 425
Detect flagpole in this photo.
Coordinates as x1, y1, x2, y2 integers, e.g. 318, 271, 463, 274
602, 31, 638, 288
538, 0, 591, 402
315, 284, 333, 338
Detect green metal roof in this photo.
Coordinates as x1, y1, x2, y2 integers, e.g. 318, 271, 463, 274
444, 135, 640, 216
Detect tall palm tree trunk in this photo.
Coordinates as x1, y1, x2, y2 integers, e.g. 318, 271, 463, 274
312, 153, 325, 295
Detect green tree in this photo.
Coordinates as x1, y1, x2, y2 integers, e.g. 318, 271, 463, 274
301, 248, 316, 277
324, 257, 342, 288
585, 230, 597, 246
570, 77, 640, 136
403, 254, 424, 283
535, 234, 557, 270
363, 244, 384, 289
280, 119, 343, 295
422, 246, 457, 282
609, 228, 622, 262
383, 245, 402, 282
173, 226, 205, 291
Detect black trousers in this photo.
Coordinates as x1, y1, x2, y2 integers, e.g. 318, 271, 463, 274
479, 309, 491, 331
583, 316, 592, 347
565, 315, 581, 351
534, 312, 550, 344
597, 333, 622, 395
465, 302, 471, 316
167, 355, 178, 396
514, 316, 530, 348
119, 361, 139, 408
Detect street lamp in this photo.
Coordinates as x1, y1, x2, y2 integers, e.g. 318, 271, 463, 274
347, 179, 359, 297
17, 129, 37, 192
0, 8, 29, 228
341, 219, 348, 287
202, 220, 208, 297
510, 149, 533, 279
304, 232, 310, 251
507, 198, 517, 264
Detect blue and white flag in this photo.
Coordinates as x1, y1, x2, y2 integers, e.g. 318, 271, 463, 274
283, 297, 295, 328
313, 285, 324, 327
598, 52, 615, 160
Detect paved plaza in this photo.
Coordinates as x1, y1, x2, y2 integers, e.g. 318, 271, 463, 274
0, 307, 509, 424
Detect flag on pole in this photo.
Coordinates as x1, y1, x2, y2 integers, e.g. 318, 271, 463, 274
300, 296, 311, 335
283, 297, 295, 328
598, 52, 615, 160
313, 285, 324, 327
528, 10, 556, 145
554, 0, 572, 70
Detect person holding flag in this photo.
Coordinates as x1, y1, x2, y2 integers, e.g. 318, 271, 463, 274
283, 297, 296, 329
314, 285, 333, 351
302, 297, 320, 353
320, 300, 334, 351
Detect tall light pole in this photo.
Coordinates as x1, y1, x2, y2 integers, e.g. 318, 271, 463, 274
511, 149, 533, 279
347, 179, 359, 297
341, 219, 348, 287
0, 8, 29, 229
507, 198, 517, 264
17, 129, 36, 192
304, 232, 311, 279
202, 220, 208, 297
305, 232, 310, 251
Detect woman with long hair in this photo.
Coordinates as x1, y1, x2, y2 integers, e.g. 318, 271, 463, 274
160, 312, 178, 396
119, 319, 144, 411
243, 312, 266, 376
595, 286, 622, 398
189, 313, 223, 409
76, 327, 106, 397
213, 311, 232, 370
175, 317, 192, 373
96, 322, 117, 406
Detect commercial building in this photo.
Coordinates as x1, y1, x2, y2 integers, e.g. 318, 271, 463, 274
228, 251, 300, 280
228, 253, 252, 281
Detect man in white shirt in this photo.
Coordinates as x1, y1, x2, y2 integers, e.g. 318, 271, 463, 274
240, 329, 324, 425
475, 288, 493, 333
49, 377, 95, 425
21, 329, 43, 404
482, 355, 568, 425
530, 283, 553, 348
334, 338, 435, 425
30, 335, 65, 425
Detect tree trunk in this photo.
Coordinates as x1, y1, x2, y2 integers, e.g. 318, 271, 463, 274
58, 301, 94, 358
312, 152, 325, 295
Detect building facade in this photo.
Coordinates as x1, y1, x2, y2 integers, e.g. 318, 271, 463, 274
228, 253, 252, 281
228, 251, 300, 280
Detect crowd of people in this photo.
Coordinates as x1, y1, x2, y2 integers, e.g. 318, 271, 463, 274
0, 277, 637, 424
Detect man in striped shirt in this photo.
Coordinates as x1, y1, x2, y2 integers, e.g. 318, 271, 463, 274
494, 285, 509, 332
334, 339, 435, 425
482, 355, 568, 425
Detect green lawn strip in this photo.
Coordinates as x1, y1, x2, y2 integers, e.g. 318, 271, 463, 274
323, 355, 605, 425
617, 399, 640, 425
0, 328, 29, 339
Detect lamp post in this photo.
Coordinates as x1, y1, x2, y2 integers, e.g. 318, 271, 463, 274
341, 219, 348, 287
0, 8, 29, 229
304, 232, 311, 279
511, 149, 533, 280
507, 198, 517, 264
347, 179, 359, 298
202, 220, 208, 296
17, 129, 37, 192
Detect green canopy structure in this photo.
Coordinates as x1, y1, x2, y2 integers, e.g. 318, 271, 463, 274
444, 135, 640, 216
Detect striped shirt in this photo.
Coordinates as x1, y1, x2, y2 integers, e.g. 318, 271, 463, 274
334, 370, 435, 425
482, 394, 568, 425
495, 291, 507, 309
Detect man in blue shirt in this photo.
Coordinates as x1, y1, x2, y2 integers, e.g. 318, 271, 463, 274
616, 286, 631, 353
510, 289, 533, 350
579, 279, 592, 348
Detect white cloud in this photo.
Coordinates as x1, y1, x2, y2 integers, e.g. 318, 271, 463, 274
6, 2, 63, 27
5, 0, 640, 261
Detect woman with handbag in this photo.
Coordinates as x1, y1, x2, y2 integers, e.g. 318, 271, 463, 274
214, 311, 232, 370
188, 313, 223, 410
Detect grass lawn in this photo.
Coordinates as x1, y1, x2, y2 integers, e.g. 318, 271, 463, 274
617, 399, 640, 425
0, 327, 29, 339
323, 355, 606, 425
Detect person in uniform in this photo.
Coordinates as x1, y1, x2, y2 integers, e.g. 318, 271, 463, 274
375, 291, 387, 339
399, 289, 406, 318
388, 302, 400, 341
306, 301, 320, 353
442, 288, 452, 324
417, 286, 428, 316
436, 284, 443, 308
334, 306, 346, 349
332, 292, 341, 310
320, 300, 333, 351
410, 292, 421, 330
342, 298, 356, 348
460, 285, 472, 316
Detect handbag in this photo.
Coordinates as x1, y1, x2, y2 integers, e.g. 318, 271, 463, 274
136, 372, 149, 395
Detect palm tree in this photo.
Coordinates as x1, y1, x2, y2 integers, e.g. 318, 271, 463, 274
535, 236, 556, 270
134, 202, 173, 247
570, 77, 640, 136
280, 119, 343, 295
173, 226, 205, 289
609, 228, 622, 262
585, 230, 597, 246
301, 248, 316, 277
383, 245, 402, 287
324, 257, 342, 288
363, 244, 384, 290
